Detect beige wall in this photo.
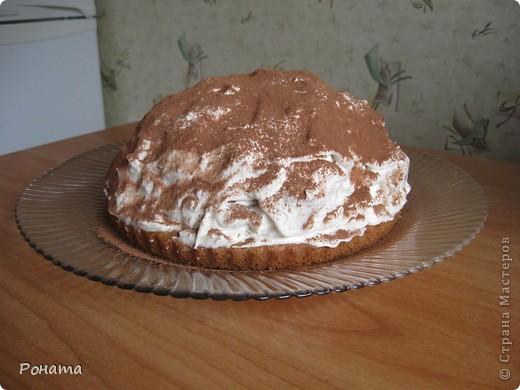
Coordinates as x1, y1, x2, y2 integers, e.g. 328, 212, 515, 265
95, 0, 520, 163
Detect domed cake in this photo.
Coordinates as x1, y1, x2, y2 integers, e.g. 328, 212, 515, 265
105, 69, 411, 270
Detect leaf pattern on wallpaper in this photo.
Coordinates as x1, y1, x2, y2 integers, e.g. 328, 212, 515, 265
472, 22, 498, 39
178, 32, 208, 87
101, 48, 131, 92
260, 60, 286, 71
410, 0, 433, 13
496, 91, 520, 128
443, 103, 490, 156
240, 11, 255, 24
364, 44, 412, 112
318, 0, 334, 8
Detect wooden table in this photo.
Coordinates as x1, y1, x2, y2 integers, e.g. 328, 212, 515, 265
1, 123, 519, 389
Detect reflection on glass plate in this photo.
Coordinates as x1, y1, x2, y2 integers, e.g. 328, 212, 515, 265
16, 143, 487, 300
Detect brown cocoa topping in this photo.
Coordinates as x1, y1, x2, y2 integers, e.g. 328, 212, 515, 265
123, 68, 397, 165
106, 68, 406, 227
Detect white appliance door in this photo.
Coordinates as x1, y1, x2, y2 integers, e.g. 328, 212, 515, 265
0, 1, 105, 155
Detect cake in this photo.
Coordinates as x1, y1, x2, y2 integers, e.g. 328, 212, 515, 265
105, 69, 411, 271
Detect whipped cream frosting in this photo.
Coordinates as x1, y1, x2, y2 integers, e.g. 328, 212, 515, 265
106, 69, 411, 249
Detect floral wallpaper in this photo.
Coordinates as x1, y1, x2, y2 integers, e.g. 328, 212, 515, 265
95, 0, 520, 163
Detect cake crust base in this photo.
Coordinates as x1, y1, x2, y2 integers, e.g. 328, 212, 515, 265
110, 217, 399, 271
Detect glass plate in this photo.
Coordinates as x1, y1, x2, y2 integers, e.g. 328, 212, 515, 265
15, 143, 487, 300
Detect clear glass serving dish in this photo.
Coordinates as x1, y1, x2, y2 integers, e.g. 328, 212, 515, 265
16, 142, 487, 300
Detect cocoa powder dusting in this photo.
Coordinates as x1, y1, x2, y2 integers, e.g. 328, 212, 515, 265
123, 68, 396, 164
106, 68, 406, 232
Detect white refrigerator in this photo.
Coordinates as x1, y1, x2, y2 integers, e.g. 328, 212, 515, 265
0, 0, 106, 155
